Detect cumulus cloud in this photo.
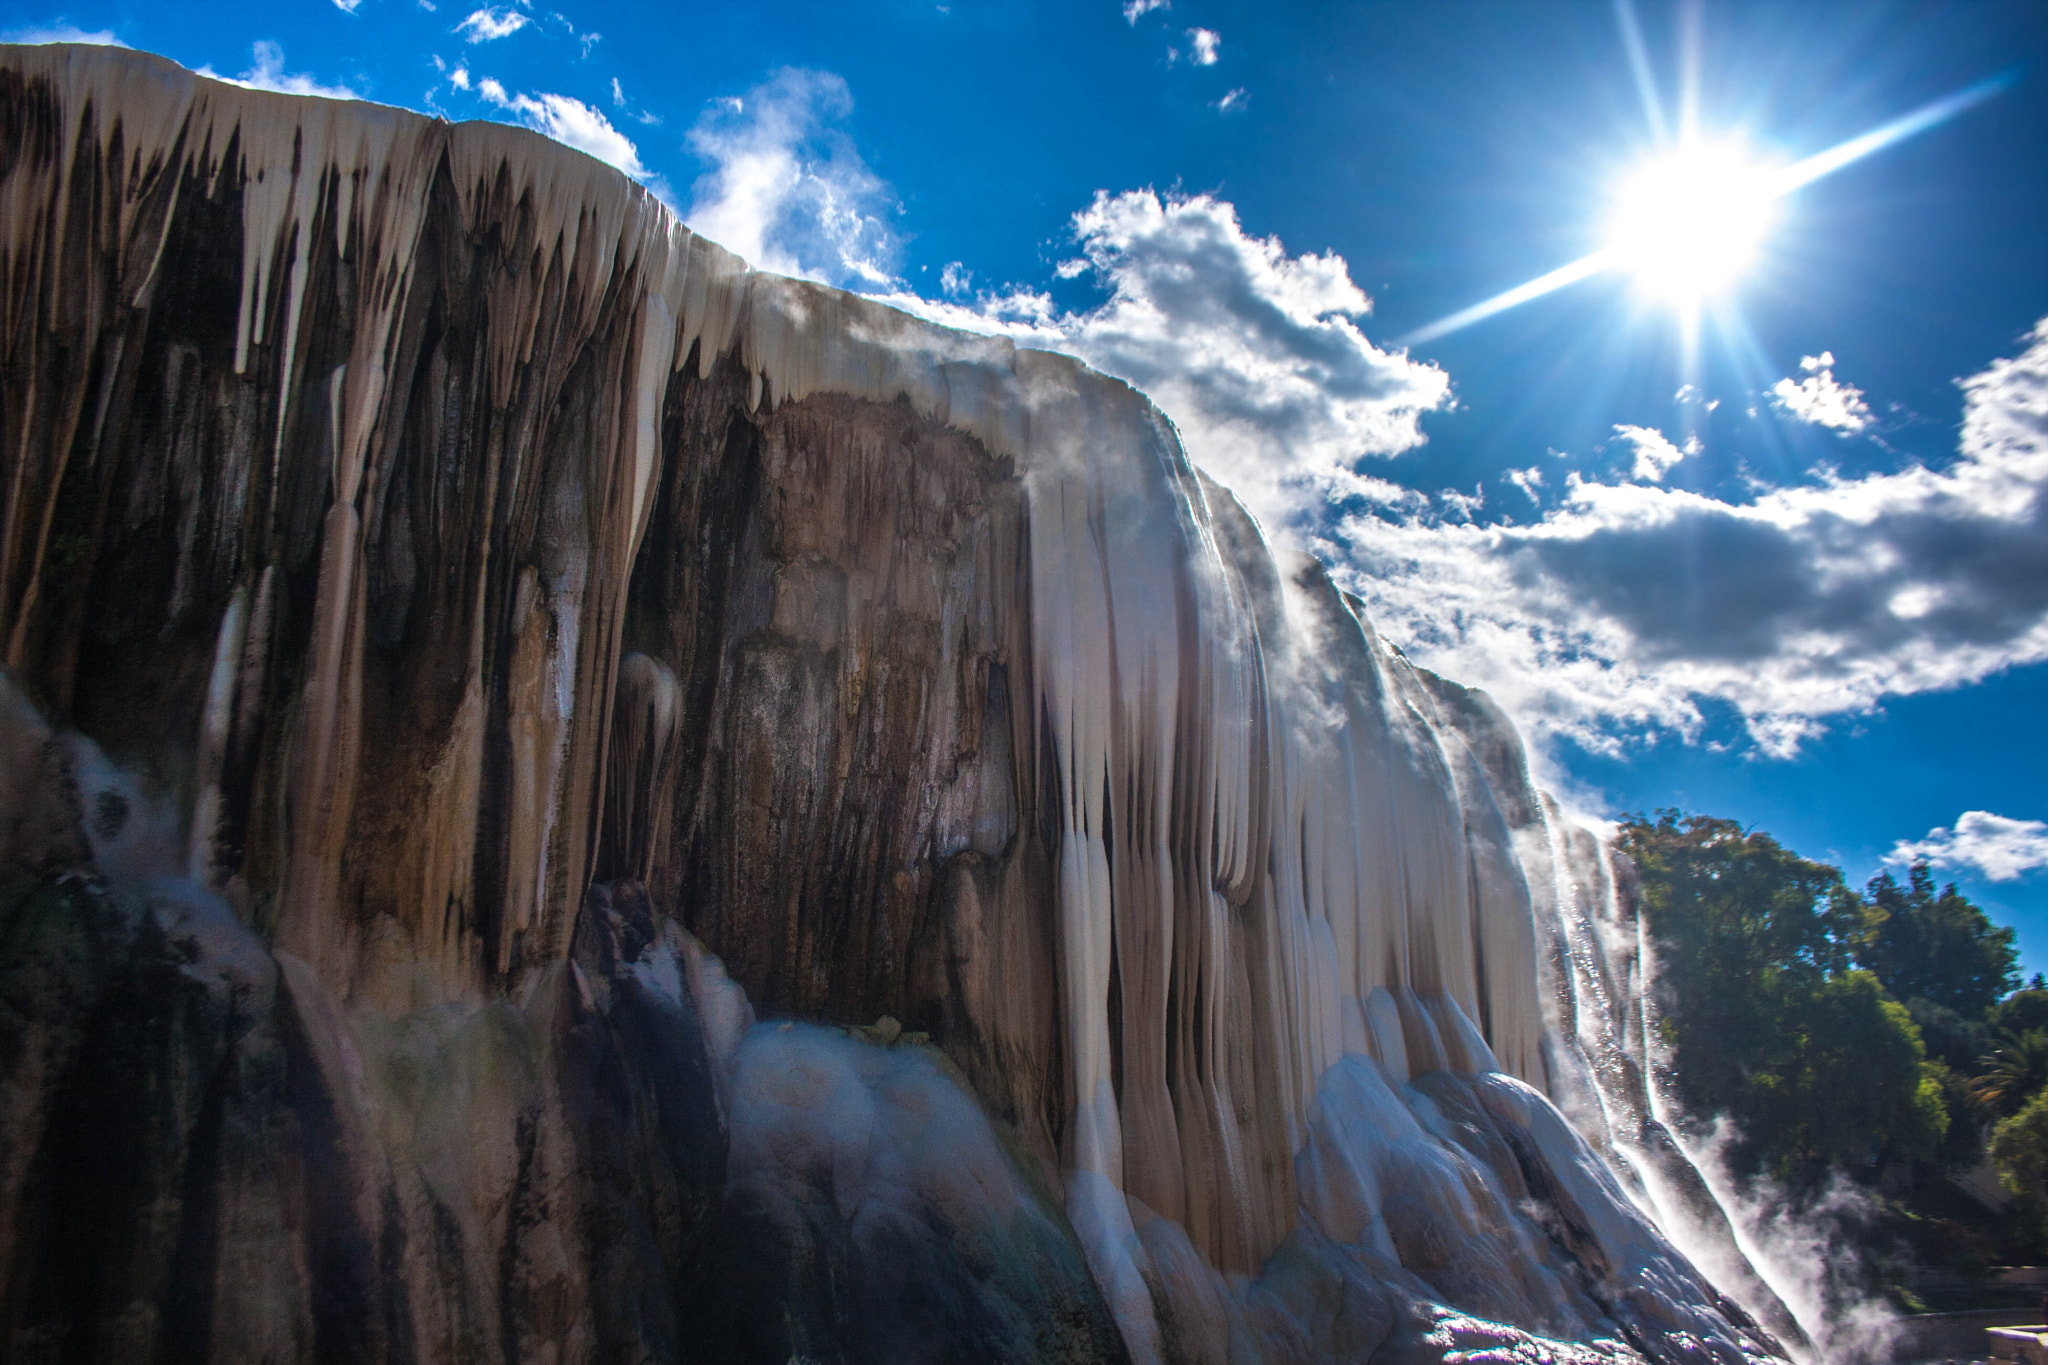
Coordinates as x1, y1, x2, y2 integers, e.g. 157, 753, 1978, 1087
1770, 351, 1873, 434
1049, 190, 1448, 511
1611, 423, 1696, 482
1329, 319, 2048, 756
456, 6, 529, 42
205, 42, 357, 100
1187, 27, 1220, 64
853, 189, 1449, 517
1123, 0, 1169, 22
685, 68, 899, 287
1, 21, 126, 45
1890, 811, 2048, 882
474, 78, 667, 200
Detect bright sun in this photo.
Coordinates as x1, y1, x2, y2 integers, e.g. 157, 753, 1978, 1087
1607, 142, 1779, 302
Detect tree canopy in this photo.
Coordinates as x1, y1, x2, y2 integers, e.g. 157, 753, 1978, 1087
1620, 808, 2042, 1287
1617, 811, 1946, 1184
1857, 863, 2019, 1017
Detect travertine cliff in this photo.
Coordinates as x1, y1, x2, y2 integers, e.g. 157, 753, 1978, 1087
0, 44, 1789, 1365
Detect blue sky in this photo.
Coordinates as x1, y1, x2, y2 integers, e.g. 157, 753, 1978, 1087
8, 0, 2048, 970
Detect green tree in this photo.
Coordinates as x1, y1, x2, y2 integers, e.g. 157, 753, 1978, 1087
1990, 987, 2048, 1038
1857, 863, 2018, 1017
1906, 996, 1991, 1074
1991, 1089, 2048, 1204
1972, 1029, 2048, 1119
1924, 1059, 1987, 1171
1748, 970, 1947, 1171
1619, 811, 1947, 1184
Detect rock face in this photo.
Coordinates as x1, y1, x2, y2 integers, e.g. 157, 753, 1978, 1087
0, 45, 1789, 1365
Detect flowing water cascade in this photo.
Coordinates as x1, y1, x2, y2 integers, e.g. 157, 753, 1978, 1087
0, 44, 1798, 1364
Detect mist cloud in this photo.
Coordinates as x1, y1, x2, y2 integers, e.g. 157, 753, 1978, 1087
684, 68, 899, 287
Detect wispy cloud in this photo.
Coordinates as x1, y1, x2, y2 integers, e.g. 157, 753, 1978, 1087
334, 0, 362, 12
203, 42, 357, 100
456, 6, 529, 42
1612, 423, 1696, 482
0, 21, 126, 46
1890, 811, 2048, 882
1122, 0, 1169, 23
1216, 87, 1248, 113
605, 74, 658, 125
1771, 351, 1873, 434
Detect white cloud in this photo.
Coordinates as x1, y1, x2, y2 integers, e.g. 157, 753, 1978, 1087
1123, 0, 1169, 22
1890, 811, 2048, 882
1187, 27, 1219, 64
859, 189, 1449, 519
1324, 319, 2048, 757
611, 76, 625, 107
0, 22, 126, 45
1507, 465, 1545, 503
1439, 486, 1484, 521
456, 6, 529, 41
334, 0, 362, 12
1770, 351, 1873, 434
475, 78, 666, 200
1047, 190, 1448, 513
449, 63, 471, 90
684, 68, 899, 287
798, 186, 1441, 520
1215, 87, 1248, 113
204, 42, 357, 100
1612, 423, 1696, 482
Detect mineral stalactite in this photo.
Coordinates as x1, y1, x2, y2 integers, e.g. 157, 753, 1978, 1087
0, 44, 1795, 1364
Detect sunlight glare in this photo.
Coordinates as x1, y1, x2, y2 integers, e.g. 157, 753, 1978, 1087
1607, 142, 1777, 302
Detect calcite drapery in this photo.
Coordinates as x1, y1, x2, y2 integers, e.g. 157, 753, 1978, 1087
0, 44, 1791, 1365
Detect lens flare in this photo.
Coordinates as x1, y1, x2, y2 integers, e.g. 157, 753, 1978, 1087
1396, 72, 2010, 347
1607, 143, 1777, 301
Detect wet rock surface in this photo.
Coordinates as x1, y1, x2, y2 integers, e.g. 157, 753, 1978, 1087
0, 45, 1792, 1364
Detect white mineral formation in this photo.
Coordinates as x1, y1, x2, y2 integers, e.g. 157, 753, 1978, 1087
0, 44, 1793, 1365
